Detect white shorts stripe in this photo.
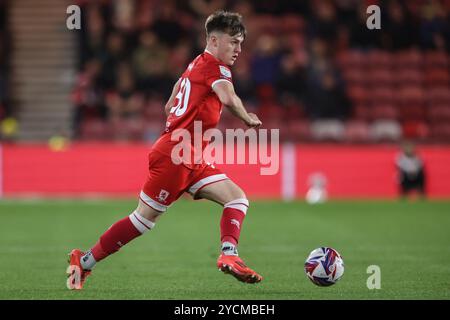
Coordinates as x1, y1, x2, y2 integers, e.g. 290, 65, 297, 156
188, 174, 228, 195
139, 191, 168, 212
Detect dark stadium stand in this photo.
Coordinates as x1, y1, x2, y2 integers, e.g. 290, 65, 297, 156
0, 0, 449, 143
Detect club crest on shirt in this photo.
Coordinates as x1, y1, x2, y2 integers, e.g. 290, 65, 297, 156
219, 65, 231, 78
157, 189, 170, 203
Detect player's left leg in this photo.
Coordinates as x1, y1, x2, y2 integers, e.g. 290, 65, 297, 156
192, 177, 263, 283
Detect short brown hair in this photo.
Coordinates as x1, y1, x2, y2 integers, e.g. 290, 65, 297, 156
205, 11, 246, 38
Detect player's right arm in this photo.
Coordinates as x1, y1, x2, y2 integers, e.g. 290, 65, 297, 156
212, 81, 262, 128
164, 78, 181, 116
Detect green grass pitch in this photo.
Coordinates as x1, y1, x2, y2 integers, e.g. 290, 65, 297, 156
0, 198, 449, 300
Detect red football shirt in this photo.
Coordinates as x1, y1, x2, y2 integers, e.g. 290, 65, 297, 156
151, 50, 233, 167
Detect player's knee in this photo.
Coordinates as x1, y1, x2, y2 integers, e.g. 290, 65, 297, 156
229, 183, 246, 201
136, 200, 165, 222
129, 210, 156, 234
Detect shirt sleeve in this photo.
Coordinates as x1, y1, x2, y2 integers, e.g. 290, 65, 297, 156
204, 63, 233, 88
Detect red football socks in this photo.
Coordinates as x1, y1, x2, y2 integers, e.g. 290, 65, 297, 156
220, 198, 249, 246
91, 211, 155, 262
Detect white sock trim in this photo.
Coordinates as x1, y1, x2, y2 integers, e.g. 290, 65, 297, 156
80, 250, 96, 270
129, 211, 155, 234
224, 198, 249, 215
221, 241, 238, 256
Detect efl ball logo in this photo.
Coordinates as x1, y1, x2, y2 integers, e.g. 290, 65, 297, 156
304, 247, 344, 286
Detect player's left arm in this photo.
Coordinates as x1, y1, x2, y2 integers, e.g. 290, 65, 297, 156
212, 81, 262, 128
164, 78, 181, 116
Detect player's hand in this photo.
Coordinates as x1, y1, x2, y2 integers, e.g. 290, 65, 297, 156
245, 113, 262, 128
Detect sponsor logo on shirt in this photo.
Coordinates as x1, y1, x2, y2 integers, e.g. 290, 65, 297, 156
219, 65, 231, 78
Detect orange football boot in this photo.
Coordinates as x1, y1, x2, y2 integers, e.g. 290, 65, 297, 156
66, 249, 91, 290
217, 254, 263, 284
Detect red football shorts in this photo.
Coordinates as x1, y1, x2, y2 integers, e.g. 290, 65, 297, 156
140, 150, 228, 212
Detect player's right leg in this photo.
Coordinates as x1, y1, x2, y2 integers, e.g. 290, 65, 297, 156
67, 150, 183, 290
66, 199, 163, 290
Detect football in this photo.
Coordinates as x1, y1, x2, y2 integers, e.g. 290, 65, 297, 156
304, 247, 344, 286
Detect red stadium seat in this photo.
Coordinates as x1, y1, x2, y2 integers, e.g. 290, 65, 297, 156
398, 85, 425, 106
283, 103, 305, 120
426, 86, 450, 104
393, 49, 423, 68
399, 104, 426, 121
110, 118, 146, 141
393, 69, 423, 86
369, 86, 395, 104
343, 68, 366, 85
424, 51, 448, 69
428, 104, 450, 122
347, 85, 369, 104
401, 120, 429, 140
79, 119, 111, 141
352, 103, 371, 121
368, 69, 394, 87
371, 103, 399, 120
344, 120, 370, 142
429, 122, 450, 142
259, 103, 283, 121
310, 120, 345, 142
284, 120, 311, 142
336, 50, 366, 69
369, 120, 402, 142
424, 68, 450, 87
366, 50, 394, 69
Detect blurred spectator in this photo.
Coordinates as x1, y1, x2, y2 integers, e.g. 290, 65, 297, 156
105, 63, 144, 124
250, 34, 281, 87
307, 0, 338, 44
396, 141, 427, 199
276, 49, 308, 102
112, 0, 136, 32
0, 0, 10, 122
419, 0, 450, 51
132, 30, 172, 95
189, 0, 227, 18
349, 3, 382, 48
100, 32, 128, 89
78, 2, 108, 67
233, 60, 255, 103
70, 0, 449, 142
304, 38, 351, 119
380, 0, 417, 50
72, 59, 107, 137
152, 0, 185, 48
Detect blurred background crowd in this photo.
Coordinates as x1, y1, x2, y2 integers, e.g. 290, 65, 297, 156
0, 0, 449, 143
0, 0, 10, 122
